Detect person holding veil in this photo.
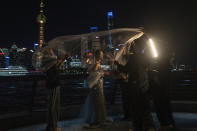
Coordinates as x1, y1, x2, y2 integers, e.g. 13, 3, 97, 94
115, 39, 156, 131
44, 48, 69, 131
83, 50, 107, 129
112, 45, 131, 120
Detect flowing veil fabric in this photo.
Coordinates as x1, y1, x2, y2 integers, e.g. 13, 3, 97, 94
32, 28, 144, 70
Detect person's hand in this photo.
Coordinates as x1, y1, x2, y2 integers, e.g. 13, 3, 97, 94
94, 62, 100, 71
57, 59, 65, 69
110, 58, 115, 62
114, 60, 119, 65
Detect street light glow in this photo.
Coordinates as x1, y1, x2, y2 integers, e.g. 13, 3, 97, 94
149, 39, 158, 58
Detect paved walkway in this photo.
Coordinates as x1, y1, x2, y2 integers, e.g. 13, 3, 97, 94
10, 113, 197, 131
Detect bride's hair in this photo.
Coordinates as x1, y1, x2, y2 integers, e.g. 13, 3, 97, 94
95, 50, 103, 61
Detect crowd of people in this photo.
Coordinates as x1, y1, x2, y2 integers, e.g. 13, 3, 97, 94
43, 37, 175, 131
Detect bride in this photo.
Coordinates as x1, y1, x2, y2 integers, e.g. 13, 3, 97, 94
82, 50, 107, 128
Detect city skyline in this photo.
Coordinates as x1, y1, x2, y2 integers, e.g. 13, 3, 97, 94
0, 1, 196, 64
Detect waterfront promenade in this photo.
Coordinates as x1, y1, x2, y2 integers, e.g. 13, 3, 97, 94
10, 113, 197, 131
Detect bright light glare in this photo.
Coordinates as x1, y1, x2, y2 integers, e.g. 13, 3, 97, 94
149, 39, 158, 58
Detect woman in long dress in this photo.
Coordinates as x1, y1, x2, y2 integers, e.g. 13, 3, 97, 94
83, 50, 106, 128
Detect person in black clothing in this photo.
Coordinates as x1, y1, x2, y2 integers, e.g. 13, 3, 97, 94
114, 65, 130, 120
45, 48, 67, 131
149, 42, 175, 131
113, 46, 130, 120
126, 41, 155, 131
115, 40, 155, 131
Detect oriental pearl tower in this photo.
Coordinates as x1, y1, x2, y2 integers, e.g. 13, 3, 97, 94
33, 0, 46, 70
36, 0, 46, 48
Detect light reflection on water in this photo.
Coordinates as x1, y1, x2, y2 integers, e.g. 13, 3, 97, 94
184, 80, 192, 82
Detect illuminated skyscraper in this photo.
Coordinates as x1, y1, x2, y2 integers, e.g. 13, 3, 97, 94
90, 27, 101, 51
81, 37, 89, 60
34, 0, 46, 70
0, 49, 5, 68
107, 12, 114, 48
36, 0, 46, 48
9, 44, 18, 66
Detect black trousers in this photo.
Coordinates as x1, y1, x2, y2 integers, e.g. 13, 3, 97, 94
46, 86, 60, 131
149, 71, 174, 126
112, 79, 130, 119
120, 81, 130, 119
129, 82, 155, 130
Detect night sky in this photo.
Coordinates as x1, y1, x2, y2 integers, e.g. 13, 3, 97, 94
0, 1, 196, 64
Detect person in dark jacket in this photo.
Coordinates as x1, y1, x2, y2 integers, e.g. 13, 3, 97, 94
150, 42, 175, 131
45, 48, 67, 131
113, 45, 130, 120
122, 40, 155, 131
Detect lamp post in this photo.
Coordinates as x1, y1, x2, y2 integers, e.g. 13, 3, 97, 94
148, 39, 158, 58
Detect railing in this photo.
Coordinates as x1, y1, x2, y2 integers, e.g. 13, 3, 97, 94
0, 70, 197, 115
170, 71, 197, 101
